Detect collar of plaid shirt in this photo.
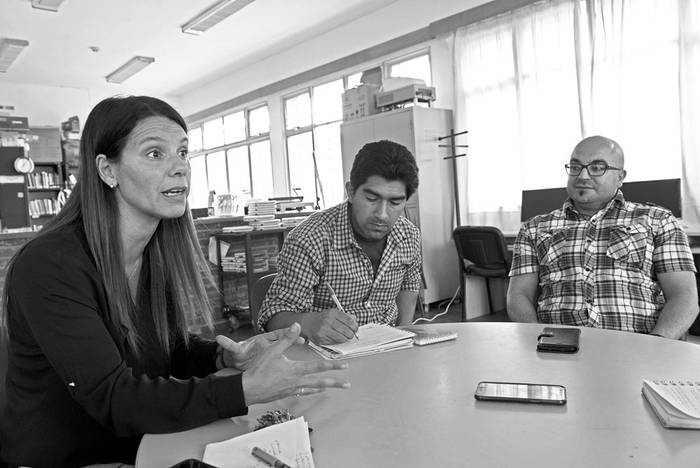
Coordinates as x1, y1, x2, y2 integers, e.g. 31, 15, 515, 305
563, 190, 626, 220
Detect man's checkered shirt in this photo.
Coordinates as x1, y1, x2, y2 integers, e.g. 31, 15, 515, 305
510, 191, 696, 333
258, 201, 422, 331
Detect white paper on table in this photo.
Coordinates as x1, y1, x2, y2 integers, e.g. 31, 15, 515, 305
202, 417, 315, 468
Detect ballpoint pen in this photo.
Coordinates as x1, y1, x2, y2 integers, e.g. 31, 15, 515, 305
251, 446, 293, 468
324, 281, 360, 340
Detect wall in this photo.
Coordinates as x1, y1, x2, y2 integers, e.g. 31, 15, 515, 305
0, 82, 92, 129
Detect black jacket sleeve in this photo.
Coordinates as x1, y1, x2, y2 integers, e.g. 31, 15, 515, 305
170, 334, 219, 379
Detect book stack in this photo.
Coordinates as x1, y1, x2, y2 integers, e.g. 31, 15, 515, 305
29, 198, 58, 218
280, 215, 310, 229
221, 225, 253, 233
243, 214, 282, 231
247, 200, 277, 216
27, 171, 59, 189
220, 252, 247, 272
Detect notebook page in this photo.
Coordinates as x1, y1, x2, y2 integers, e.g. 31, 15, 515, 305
319, 323, 415, 355
644, 380, 700, 419
203, 417, 315, 468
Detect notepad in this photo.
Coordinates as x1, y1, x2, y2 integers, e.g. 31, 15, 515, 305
399, 325, 458, 346
307, 323, 415, 359
202, 416, 315, 468
642, 379, 700, 429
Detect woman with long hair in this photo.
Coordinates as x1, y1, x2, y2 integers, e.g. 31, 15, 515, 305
0, 96, 348, 467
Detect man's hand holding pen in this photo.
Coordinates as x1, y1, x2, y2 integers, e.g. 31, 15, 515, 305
299, 309, 359, 345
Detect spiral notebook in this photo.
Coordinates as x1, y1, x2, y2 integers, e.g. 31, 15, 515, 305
642, 379, 700, 429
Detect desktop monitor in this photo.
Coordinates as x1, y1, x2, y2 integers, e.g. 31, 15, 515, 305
521, 178, 681, 221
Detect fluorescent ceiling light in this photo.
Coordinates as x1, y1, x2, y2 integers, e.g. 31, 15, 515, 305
182, 0, 256, 35
31, 0, 66, 12
0, 38, 29, 73
105, 56, 155, 84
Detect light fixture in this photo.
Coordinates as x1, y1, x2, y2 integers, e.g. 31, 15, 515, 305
0, 38, 29, 73
181, 0, 256, 35
31, 0, 66, 12
105, 56, 155, 84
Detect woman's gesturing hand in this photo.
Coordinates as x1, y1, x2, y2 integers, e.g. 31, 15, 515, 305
216, 327, 290, 371
235, 323, 350, 406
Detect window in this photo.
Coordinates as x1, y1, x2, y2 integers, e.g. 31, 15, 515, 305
284, 79, 345, 208
223, 111, 245, 144
345, 72, 362, 89
187, 104, 273, 208
453, 0, 700, 230
388, 53, 432, 85
189, 155, 208, 209
188, 127, 203, 152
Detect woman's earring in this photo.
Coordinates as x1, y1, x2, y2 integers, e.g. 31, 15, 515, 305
110, 182, 118, 189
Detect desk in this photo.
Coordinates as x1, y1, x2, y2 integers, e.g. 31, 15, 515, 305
137, 323, 700, 467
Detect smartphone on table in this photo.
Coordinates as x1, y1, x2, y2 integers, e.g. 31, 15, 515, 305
474, 381, 567, 405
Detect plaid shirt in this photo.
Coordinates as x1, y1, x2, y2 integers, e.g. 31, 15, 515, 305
258, 201, 422, 331
510, 191, 696, 333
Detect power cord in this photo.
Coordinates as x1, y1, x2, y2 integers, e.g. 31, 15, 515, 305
411, 286, 461, 325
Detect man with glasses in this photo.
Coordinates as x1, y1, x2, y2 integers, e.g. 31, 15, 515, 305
507, 135, 698, 338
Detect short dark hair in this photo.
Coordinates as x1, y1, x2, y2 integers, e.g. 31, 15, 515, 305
349, 140, 419, 199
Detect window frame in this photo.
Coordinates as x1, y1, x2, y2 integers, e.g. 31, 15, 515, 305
187, 101, 271, 205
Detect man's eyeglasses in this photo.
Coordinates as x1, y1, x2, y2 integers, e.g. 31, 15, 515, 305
565, 161, 622, 177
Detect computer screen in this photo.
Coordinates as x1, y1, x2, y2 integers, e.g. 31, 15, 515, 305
521, 178, 681, 221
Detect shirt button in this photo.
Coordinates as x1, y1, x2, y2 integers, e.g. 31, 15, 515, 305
585, 266, 592, 272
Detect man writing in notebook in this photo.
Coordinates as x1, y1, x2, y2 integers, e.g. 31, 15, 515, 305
507, 135, 698, 339
258, 140, 422, 344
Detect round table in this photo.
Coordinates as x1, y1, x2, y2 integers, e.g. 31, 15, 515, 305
136, 322, 700, 467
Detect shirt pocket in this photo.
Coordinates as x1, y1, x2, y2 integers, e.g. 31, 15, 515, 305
535, 229, 568, 265
606, 224, 649, 268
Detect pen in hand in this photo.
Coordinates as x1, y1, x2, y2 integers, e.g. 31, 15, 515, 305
324, 281, 360, 340
251, 446, 292, 468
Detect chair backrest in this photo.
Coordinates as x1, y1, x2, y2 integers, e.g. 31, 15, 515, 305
452, 226, 511, 271
250, 273, 277, 334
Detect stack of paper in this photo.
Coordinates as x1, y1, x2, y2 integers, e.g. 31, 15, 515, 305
248, 200, 277, 216
203, 417, 315, 468
308, 323, 415, 359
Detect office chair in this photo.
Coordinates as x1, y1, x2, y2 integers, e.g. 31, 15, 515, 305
452, 226, 512, 321
250, 273, 277, 334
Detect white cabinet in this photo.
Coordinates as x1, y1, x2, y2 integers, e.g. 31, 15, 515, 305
340, 107, 458, 306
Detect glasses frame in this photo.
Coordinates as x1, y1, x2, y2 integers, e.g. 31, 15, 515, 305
565, 161, 623, 177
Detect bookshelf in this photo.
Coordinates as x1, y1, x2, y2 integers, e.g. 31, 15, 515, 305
26, 161, 64, 226
213, 228, 290, 325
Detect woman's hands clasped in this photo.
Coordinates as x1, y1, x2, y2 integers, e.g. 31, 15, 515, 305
216, 323, 350, 406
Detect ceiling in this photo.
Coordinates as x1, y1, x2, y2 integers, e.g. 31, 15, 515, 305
0, 0, 399, 99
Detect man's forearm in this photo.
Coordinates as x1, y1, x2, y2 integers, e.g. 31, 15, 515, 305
651, 298, 699, 339
396, 290, 419, 326
506, 294, 539, 323
266, 311, 312, 336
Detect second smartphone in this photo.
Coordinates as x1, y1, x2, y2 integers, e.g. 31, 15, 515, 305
474, 381, 567, 405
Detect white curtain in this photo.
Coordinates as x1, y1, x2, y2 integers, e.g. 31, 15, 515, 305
454, 0, 700, 232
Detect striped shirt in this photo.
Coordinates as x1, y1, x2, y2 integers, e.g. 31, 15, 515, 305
258, 201, 422, 331
510, 191, 696, 333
